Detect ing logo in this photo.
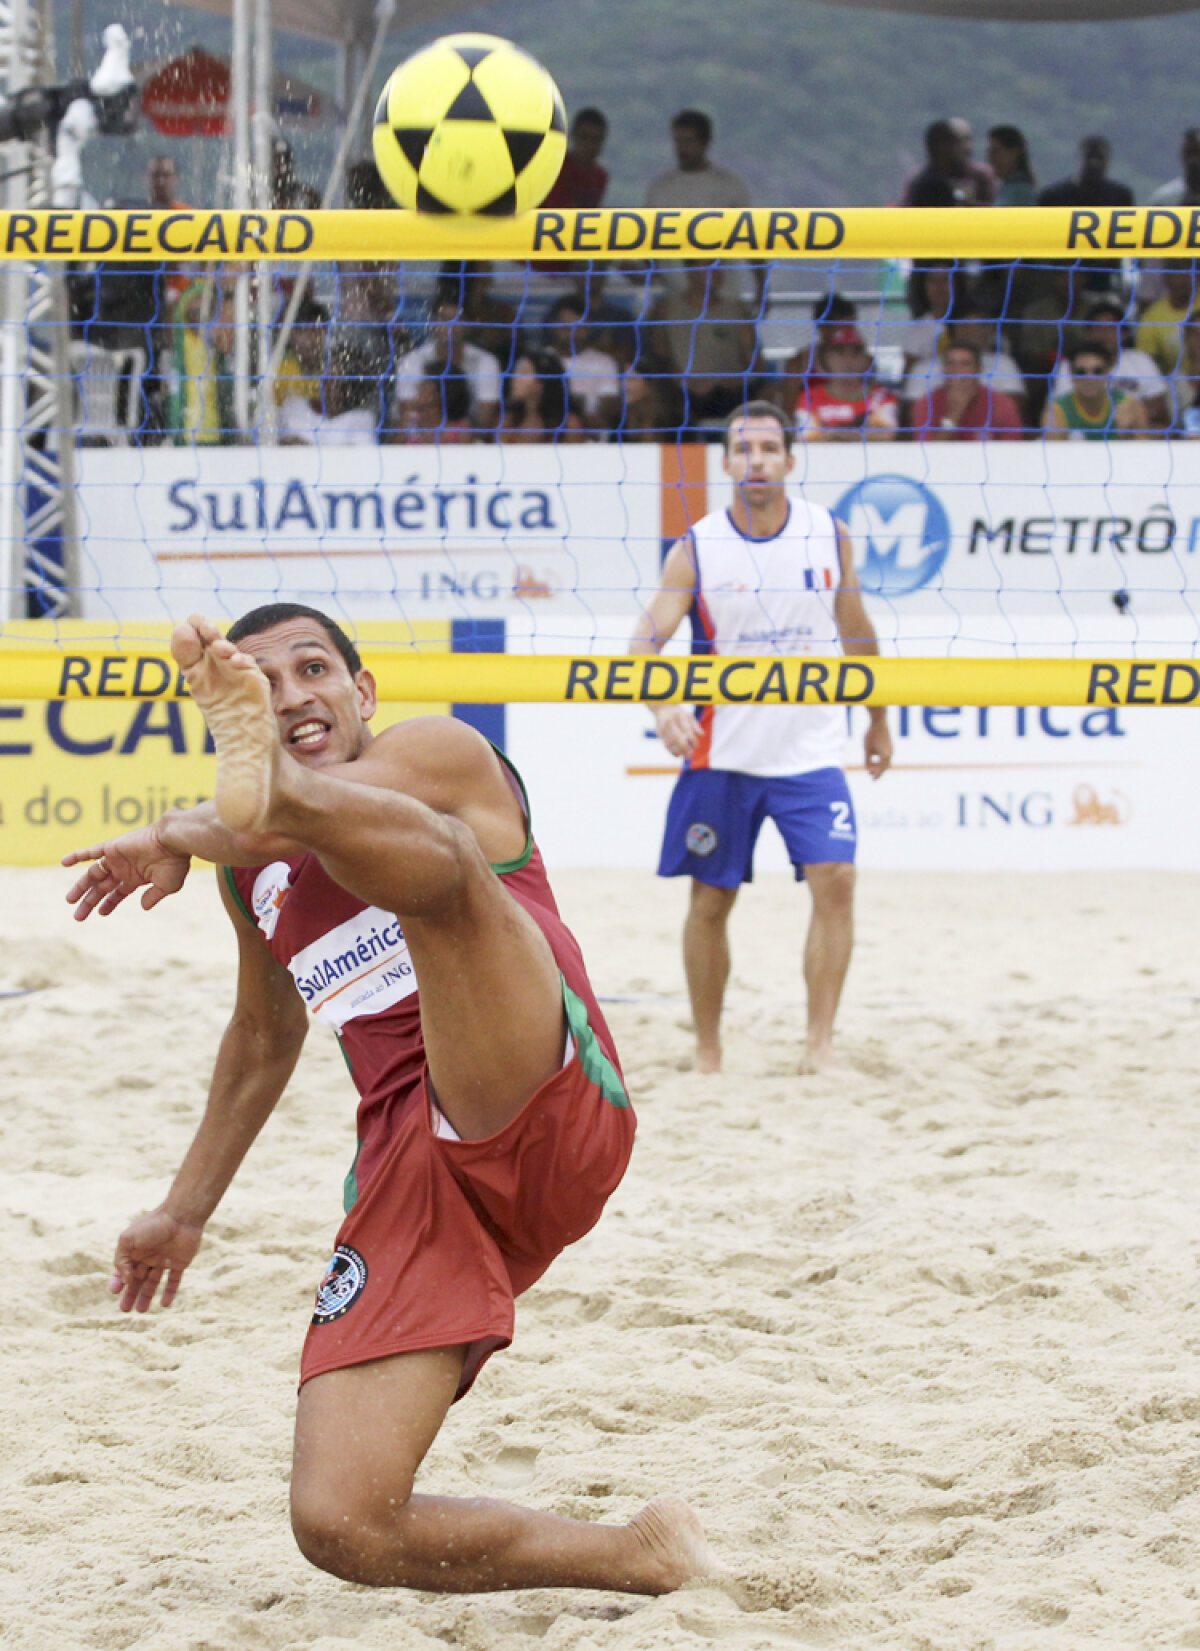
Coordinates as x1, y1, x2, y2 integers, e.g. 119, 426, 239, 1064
835, 475, 951, 597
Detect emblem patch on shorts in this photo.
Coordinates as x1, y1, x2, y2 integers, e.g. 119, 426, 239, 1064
685, 821, 718, 857
312, 1244, 368, 1325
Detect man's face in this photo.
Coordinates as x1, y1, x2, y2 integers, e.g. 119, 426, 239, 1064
1072, 354, 1110, 402
548, 306, 585, 350
723, 416, 794, 502
293, 324, 326, 375
1080, 139, 1109, 179
147, 160, 177, 206
1164, 267, 1196, 309
821, 342, 869, 378
672, 123, 707, 171
236, 620, 376, 768
572, 120, 606, 166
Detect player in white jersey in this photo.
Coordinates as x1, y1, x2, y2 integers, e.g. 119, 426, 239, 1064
629, 402, 892, 1073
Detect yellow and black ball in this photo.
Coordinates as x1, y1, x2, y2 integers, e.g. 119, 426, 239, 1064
372, 33, 566, 216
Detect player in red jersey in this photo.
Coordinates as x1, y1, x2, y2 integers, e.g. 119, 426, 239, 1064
62, 605, 712, 1596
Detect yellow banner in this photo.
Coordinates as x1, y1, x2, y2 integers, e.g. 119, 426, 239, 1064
2, 647, 1200, 709
0, 206, 1192, 261
0, 622, 452, 867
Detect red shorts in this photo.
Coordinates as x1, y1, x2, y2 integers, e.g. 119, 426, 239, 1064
300, 1049, 636, 1399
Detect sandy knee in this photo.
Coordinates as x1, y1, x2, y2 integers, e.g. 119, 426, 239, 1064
291, 1486, 412, 1582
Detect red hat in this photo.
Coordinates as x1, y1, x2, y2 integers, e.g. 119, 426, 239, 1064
826, 324, 865, 349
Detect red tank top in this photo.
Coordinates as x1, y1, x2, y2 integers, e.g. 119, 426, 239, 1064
225, 760, 622, 1204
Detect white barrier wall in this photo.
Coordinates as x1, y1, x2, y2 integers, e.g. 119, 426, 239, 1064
58, 441, 1200, 872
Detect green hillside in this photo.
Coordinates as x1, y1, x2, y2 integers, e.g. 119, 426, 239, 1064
71, 0, 1197, 213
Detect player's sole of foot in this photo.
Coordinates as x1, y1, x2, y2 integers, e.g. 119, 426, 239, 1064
172, 616, 280, 834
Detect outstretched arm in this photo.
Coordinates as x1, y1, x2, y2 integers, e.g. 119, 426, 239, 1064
833, 520, 892, 781
110, 874, 309, 1311
629, 536, 701, 760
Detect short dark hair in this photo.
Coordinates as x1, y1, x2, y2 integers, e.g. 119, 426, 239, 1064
227, 604, 362, 673
723, 399, 794, 452
1070, 340, 1114, 370
572, 107, 607, 134
672, 108, 712, 146
945, 338, 982, 368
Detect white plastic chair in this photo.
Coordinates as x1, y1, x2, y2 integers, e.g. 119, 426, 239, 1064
66, 340, 147, 445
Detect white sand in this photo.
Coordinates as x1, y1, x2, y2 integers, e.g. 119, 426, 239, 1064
4, 863, 1200, 1650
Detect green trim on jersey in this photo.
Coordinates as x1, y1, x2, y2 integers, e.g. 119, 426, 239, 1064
488, 744, 534, 875
222, 863, 255, 925
1053, 386, 1126, 438
562, 980, 631, 1110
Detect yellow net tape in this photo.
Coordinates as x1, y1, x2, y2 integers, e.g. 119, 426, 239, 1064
1, 650, 1198, 708
0, 206, 1192, 261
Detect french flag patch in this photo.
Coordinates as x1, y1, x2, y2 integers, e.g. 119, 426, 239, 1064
803, 568, 835, 590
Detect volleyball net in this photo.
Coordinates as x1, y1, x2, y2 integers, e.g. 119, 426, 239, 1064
1, 205, 1199, 708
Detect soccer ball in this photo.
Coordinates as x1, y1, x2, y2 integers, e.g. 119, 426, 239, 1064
371, 33, 567, 216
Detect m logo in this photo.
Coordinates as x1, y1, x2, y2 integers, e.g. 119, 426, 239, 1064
835, 475, 952, 597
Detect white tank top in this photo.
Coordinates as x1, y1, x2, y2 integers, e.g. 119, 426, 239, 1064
688, 499, 846, 776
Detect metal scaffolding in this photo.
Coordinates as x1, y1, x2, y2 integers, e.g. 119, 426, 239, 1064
0, 0, 79, 621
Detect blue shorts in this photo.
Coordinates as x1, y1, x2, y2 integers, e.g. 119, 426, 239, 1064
658, 766, 856, 887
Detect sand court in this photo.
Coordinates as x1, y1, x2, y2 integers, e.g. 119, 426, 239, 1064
4, 862, 1200, 1649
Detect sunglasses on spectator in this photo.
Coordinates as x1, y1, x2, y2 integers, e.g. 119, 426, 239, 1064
1073, 362, 1108, 376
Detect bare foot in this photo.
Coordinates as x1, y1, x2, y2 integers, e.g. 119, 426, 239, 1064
694, 1042, 722, 1074
172, 615, 279, 833
626, 1494, 717, 1592
800, 1040, 839, 1075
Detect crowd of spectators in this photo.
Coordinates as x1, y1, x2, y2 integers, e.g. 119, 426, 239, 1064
66, 116, 1200, 447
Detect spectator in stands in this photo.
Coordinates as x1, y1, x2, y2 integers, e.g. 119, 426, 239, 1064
543, 294, 621, 431
906, 309, 1026, 422
645, 108, 750, 213
168, 274, 236, 446
439, 262, 522, 372
390, 292, 501, 435
395, 361, 477, 444
542, 107, 609, 210
1012, 262, 1092, 423
1038, 135, 1134, 210
498, 349, 587, 443
902, 120, 989, 208
948, 118, 995, 203
1149, 128, 1200, 207
331, 264, 404, 428
1043, 340, 1147, 440
1136, 260, 1198, 377
774, 291, 858, 407
1050, 296, 1170, 430
146, 155, 190, 315
1172, 309, 1200, 435
987, 125, 1037, 207
277, 300, 378, 447
907, 340, 1022, 440
645, 110, 758, 300
795, 325, 898, 442
898, 262, 971, 401
647, 260, 760, 432
1037, 138, 1133, 292
346, 157, 395, 211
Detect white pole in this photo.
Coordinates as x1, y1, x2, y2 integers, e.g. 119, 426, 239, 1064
231, 0, 251, 435
0, 0, 31, 618
253, 0, 275, 440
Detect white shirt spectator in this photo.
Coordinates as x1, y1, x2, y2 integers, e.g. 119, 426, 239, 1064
393, 339, 501, 412
644, 164, 750, 212
563, 344, 620, 419
278, 397, 378, 446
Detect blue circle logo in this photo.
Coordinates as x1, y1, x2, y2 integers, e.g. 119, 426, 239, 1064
834, 475, 951, 597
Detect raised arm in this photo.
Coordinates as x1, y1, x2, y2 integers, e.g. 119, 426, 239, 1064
629, 535, 700, 760
110, 871, 309, 1312
833, 520, 892, 781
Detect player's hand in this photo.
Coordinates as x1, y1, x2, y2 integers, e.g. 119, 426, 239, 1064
653, 705, 700, 760
111, 1209, 204, 1313
864, 717, 893, 780
62, 823, 191, 920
